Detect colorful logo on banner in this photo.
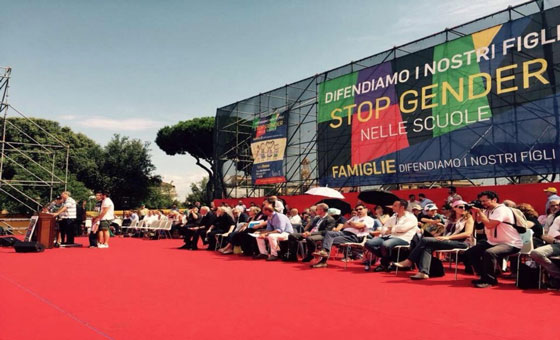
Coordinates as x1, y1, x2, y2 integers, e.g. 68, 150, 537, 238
251, 111, 287, 185
318, 7, 560, 187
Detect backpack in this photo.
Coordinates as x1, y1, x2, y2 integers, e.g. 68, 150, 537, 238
429, 257, 445, 277
504, 207, 530, 233
517, 263, 539, 289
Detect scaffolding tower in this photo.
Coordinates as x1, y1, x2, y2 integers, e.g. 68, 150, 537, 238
0, 67, 69, 213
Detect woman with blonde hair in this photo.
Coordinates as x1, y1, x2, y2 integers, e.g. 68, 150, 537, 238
395, 200, 474, 280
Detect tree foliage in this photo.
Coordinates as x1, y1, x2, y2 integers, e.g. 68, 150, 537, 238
0, 118, 166, 213
97, 135, 158, 209
155, 117, 216, 200
185, 177, 209, 206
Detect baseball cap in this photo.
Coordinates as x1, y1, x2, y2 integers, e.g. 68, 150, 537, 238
544, 187, 557, 193
411, 203, 422, 211
424, 203, 438, 211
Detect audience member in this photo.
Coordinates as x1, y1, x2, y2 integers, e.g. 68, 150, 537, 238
530, 206, 560, 289
311, 204, 373, 268
395, 200, 474, 279
283, 203, 335, 262
419, 204, 445, 237
407, 194, 421, 212
446, 186, 462, 204
418, 193, 433, 209
465, 191, 522, 288
253, 205, 294, 261
180, 206, 216, 250
219, 206, 262, 254
206, 207, 236, 250
544, 187, 560, 214
366, 199, 418, 272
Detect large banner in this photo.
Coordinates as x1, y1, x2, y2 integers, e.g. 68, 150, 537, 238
318, 7, 560, 187
251, 111, 287, 184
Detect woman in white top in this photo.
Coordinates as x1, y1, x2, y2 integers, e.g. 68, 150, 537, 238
395, 200, 474, 280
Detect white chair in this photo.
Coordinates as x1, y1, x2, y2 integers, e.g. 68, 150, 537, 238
338, 236, 371, 269
434, 237, 476, 280
394, 245, 410, 275
509, 229, 534, 287
434, 247, 468, 280
160, 220, 173, 239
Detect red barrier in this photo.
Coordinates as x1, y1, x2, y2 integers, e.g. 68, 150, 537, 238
214, 182, 555, 215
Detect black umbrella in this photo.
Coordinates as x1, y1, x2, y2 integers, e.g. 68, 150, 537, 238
316, 199, 352, 216
358, 190, 401, 207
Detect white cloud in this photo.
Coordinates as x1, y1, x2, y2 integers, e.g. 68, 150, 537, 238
59, 114, 77, 120
78, 117, 165, 131
393, 0, 529, 43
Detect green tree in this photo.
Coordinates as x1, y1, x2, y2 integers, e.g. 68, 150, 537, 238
184, 177, 209, 206
155, 117, 216, 200
98, 134, 158, 209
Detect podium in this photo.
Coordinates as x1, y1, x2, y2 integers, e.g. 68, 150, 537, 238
35, 213, 56, 248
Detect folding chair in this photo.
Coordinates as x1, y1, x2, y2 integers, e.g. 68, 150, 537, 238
508, 229, 534, 287
394, 245, 410, 275
434, 247, 468, 280
338, 236, 371, 269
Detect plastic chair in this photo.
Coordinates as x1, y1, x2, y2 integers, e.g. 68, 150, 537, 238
509, 229, 534, 287
394, 245, 410, 275
338, 236, 371, 269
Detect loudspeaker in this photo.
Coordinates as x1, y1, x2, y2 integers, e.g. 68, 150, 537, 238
0, 236, 19, 247
14, 241, 45, 253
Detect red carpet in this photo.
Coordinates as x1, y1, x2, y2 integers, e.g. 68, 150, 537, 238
1, 237, 557, 340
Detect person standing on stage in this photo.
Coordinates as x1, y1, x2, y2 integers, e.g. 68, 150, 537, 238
92, 190, 115, 248
53, 191, 77, 245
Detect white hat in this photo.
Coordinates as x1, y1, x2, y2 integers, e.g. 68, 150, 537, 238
424, 203, 438, 211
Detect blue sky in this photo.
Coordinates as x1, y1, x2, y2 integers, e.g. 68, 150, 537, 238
1, 0, 527, 198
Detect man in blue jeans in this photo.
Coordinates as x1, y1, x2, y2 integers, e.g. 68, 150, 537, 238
366, 199, 419, 272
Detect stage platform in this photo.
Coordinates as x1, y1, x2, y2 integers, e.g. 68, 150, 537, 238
1, 237, 557, 340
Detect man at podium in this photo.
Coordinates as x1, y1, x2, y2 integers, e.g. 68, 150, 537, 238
52, 191, 78, 245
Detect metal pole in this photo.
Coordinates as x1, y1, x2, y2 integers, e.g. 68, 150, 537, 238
64, 145, 69, 191
50, 152, 56, 201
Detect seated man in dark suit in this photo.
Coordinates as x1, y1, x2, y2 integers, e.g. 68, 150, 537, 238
180, 206, 216, 250
281, 203, 336, 262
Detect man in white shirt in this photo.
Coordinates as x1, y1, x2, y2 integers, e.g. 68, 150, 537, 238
466, 191, 522, 288
407, 195, 421, 212
446, 186, 463, 204
53, 191, 77, 245
235, 200, 246, 213
366, 199, 419, 272
92, 190, 115, 248
311, 203, 374, 268
530, 208, 560, 289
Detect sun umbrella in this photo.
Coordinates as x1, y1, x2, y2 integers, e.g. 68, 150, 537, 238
357, 190, 400, 207
316, 199, 352, 216
305, 187, 344, 199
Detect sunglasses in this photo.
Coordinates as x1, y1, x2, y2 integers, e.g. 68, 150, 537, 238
356, 208, 364, 211
455, 206, 466, 209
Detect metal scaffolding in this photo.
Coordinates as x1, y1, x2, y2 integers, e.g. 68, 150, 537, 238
0, 67, 69, 212
214, 0, 560, 198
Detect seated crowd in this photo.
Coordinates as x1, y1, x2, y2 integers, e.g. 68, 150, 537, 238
167, 189, 560, 290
